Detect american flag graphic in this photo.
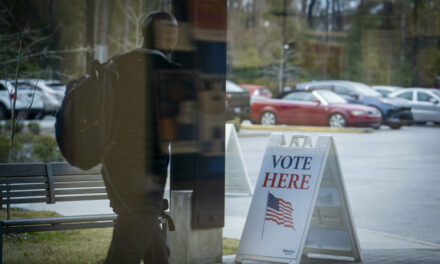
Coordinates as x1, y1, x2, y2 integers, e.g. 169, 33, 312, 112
265, 192, 295, 231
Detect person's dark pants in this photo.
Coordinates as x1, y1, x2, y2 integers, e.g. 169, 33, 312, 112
104, 206, 169, 264
102, 161, 169, 264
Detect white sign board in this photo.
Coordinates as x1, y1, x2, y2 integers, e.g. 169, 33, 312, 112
236, 134, 361, 264
225, 124, 253, 195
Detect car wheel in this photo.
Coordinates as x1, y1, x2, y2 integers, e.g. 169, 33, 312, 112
260, 111, 277, 125
328, 113, 346, 127
0, 104, 7, 120
389, 124, 402, 130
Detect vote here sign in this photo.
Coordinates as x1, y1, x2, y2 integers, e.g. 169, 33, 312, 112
237, 145, 325, 261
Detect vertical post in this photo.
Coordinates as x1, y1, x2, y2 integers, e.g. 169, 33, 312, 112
280, 0, 287, 93
171, 0, 226, 230
85, 0, 95, 73
169, 191, 223, 264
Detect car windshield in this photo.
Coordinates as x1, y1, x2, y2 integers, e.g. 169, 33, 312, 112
432, 89, 440, 98
316, 90, 347, 104
352, 83, 382, 97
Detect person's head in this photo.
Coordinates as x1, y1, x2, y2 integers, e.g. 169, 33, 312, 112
142, 11, 178, 55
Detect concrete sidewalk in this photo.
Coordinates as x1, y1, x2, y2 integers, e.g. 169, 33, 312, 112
222, 215, 440, 263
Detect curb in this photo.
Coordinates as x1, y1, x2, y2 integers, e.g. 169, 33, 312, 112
241, 125, 373, 133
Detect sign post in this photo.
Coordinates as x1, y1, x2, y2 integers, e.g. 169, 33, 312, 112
235, 134, 361, 264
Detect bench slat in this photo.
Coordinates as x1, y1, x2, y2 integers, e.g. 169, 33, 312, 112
55, 188, 107, 195
53, 175, 103, 182
0, 177, 47, 184
54, 182, 105, 188
1, 214, 116, 226
1, 183, 47, 190
0, 190, 47, 198
56, 194, 108, 202
0, 163, 46, 177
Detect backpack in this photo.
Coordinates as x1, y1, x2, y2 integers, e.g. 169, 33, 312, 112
55, 59, 122, 170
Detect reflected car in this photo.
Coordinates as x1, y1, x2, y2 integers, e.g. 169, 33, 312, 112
0, 80, 45, 120
372, 86, 402, 97
18, 79, 66, 116
388, 88, 440, 124
226, 80, 251, 120
239, 84, 272, 98
250, 90, 382, 128
296, 80, 412, 129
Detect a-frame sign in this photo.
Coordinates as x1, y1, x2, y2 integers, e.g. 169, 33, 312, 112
235, 134, 361, 264
225, 124, 253, 196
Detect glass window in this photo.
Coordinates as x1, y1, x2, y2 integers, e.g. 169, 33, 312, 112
334, 85, 352, 95
308, 84, 332, 91
0, 84, 6, 91
417, 92, 434, 102
283, 92, 315, 102
397, 91, 413, 101
316, 90, 347, 104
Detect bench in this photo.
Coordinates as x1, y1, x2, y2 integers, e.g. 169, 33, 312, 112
0, 162, 173, 263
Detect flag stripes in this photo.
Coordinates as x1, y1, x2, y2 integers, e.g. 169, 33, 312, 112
265, 192, 295, 231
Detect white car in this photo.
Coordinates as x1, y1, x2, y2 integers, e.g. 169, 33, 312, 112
389, 88, 440, 124
0, 80, 45, 120
18, 79, 65, 116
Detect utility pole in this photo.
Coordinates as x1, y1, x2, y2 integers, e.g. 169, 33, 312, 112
280, 0, 287, 93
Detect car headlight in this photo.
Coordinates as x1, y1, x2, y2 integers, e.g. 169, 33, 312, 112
351, 110, 365, 116
378, 97, 397, 106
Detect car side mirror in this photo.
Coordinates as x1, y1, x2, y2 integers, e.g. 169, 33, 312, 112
430, 98, 439, 104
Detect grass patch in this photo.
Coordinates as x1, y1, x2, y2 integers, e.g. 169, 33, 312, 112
222, 237, 240, 256
1, 208, 240, 263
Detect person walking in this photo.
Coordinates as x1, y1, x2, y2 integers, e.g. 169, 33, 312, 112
102, 11, 182, 264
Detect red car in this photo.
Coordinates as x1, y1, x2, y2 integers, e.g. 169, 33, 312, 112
251, 90, 382, 128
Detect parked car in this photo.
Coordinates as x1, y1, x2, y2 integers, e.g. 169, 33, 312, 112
388, 88, 440, 124
239, 84, 272, 98
296, 80, 412, 129
251, 90, 381, 128
0, 80, 44, 120
18, 79, 65, 116
226, 80, 251, 120
372, 86, 402, 97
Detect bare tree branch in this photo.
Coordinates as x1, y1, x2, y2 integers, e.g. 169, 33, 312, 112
1, 47, 90, 65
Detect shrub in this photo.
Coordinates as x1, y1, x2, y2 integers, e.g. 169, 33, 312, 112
32, 135, 63, 162
0, 135, 9, 162
28, 122, 41, 135
3, 120, 24, 134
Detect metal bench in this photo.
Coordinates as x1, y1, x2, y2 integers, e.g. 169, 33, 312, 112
0, 162, 173, 263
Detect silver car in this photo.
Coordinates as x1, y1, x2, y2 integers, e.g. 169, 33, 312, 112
18, 79, 65, 116
0, 80, 45, 120
389, 88, 440, 124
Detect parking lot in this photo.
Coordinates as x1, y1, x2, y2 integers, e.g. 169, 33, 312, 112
228, 123, 440, 245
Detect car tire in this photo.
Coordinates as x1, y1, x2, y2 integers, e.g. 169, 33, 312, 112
0, 104, 7, 120
260, 111, 277, 125
328, 113, 346, 128
389, 124, 402, 130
